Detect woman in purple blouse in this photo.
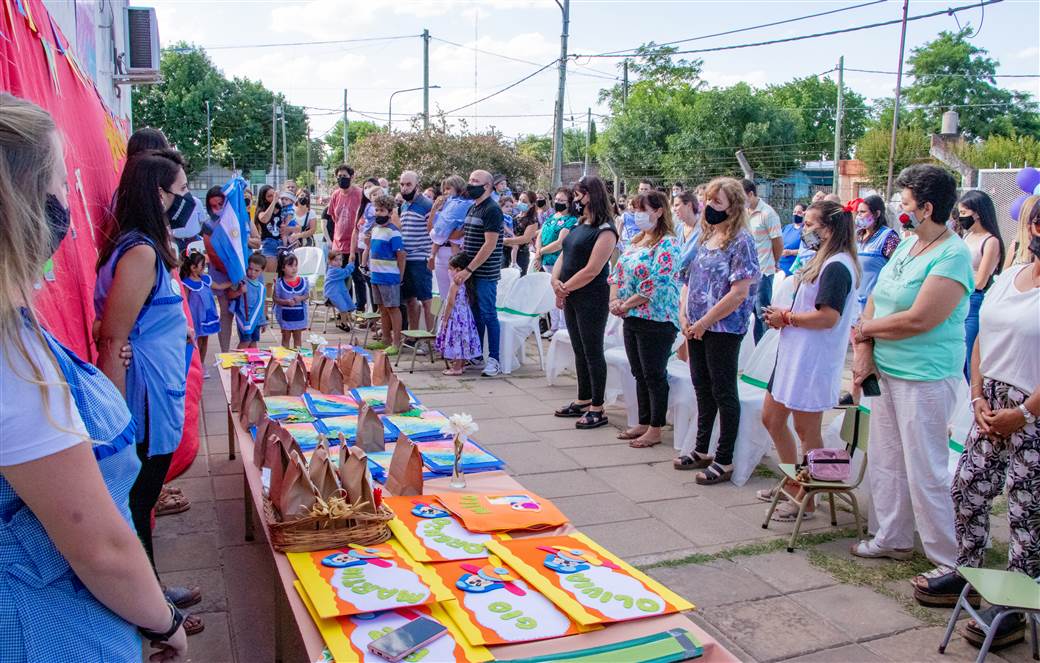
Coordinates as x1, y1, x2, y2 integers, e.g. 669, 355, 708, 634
674, 177, 761, 485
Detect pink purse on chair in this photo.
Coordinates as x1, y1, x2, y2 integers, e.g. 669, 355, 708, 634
804, 448, 851, 482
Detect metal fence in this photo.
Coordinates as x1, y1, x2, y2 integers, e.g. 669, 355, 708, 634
977, 168, 1024, 246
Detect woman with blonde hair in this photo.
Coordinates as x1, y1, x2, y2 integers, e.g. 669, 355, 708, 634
759, 200, 861, 519
0, 94, 187, 660
673, 177, 760, 484
1005, 195, 1038, 269
609, 190, 682, 448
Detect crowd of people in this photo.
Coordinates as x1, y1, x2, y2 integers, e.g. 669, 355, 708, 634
1, 91, 1038, 660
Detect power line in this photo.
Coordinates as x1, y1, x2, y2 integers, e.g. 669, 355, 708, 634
845, 67, 1039, 78
431, 36, 617, 81
199, 34, 419, 51
442, 60, 560, 115
574, 0, 1005, 59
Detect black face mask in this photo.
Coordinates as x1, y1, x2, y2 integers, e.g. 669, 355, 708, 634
401, 189, 416, 202
792, 214, 804, 225
553, 201, 567, 213
337, 176, 351, 189
536, 199, 546, 208
374, 215, 390, 225
958, 215, 975, 230
704, 205, 728, 225
465, 183, 486, 200
574, 201, 585, 215
1029, 234, 1040, 260
46, 194, 70, 256
165, 190, 197, 229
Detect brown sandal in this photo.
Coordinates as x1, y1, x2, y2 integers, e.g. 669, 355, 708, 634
183, 614, 205, 636
616, 428, 646, 440
673, 453, 712, 470
629, 437, 662, 448
155, 490, 190, 517
695, 462, 734, 485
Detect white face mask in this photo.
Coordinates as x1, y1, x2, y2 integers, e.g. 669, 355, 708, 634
634, 211, 654, 231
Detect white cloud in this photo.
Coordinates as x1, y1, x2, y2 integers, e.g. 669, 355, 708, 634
701, 68, 768, 89
1014, 46, 1039, 60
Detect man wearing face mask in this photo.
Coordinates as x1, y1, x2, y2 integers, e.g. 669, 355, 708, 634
328, 164, 363, 255
454, 170, 505, 376
397, 170, 435, 333
743, 179, 783, 343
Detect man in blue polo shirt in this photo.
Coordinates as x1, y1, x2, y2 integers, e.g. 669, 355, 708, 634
397, 170, 434, 333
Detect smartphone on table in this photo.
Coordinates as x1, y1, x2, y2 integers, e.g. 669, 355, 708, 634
367, 616, 448, 662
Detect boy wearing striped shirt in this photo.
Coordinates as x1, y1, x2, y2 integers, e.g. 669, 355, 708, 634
362, 194, 406, 354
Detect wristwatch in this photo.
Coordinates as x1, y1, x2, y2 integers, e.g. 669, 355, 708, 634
1019, 404, 1037, 426
139, 600, 185, 642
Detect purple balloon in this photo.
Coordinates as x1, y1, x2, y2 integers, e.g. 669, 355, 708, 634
1016, 167, 1040, 194
1010, 193, 1029, 221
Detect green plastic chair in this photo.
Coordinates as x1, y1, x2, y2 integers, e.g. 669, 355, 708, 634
762, 405, 870, 552
939, 567, 1040, 662
396, 297, 443, 373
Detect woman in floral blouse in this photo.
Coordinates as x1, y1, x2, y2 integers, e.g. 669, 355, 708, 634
674, 177, 761, 485
609, 191, 682, 448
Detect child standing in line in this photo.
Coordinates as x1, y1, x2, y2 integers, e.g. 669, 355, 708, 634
324, 251, 356, 332
228, 252, 268, 349
273, 252, 310, 348
180, 251, 221, 377
362, 194, 406, 356
435, 253, 482, 376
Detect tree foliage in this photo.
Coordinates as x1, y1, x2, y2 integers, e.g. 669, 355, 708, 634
132, 43, 307, 175
855, 126, 932, 189
956, 134, 1040, 170
323, 120, 385, 171
764, 75, 870, 161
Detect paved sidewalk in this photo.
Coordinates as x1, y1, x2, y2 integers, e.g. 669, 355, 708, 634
158, 331, 1027, 662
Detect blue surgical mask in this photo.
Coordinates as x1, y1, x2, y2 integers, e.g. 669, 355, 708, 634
515, 202, 530, 214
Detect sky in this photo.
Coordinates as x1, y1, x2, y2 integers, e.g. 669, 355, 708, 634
151, 0, 1040, 144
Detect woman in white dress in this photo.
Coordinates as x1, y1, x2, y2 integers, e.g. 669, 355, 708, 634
759, 200, 861, 521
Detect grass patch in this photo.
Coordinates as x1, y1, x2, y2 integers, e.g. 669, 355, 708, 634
990, 495, 1008, 516
638, 528, 860, 571
752, 464, 778, 479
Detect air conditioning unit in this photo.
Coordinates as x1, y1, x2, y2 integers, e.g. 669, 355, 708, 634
121, 6, 160, 82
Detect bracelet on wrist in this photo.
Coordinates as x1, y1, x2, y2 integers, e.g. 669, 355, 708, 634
970, 396, 985, 406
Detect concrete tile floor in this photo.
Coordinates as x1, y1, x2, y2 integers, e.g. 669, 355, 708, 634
155, 329, 1026, 663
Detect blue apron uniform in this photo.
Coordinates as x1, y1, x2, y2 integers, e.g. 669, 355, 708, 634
95, 232, 187, 457
273, 277, 309, 330
857, 226, 898, 308
0, 313, 141, 662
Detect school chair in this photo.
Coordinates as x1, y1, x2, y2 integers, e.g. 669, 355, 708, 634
938, 567, 1039, 663
396, 297, 443, 374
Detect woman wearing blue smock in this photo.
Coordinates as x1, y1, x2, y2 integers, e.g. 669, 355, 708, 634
0, 94, 187, 661
94, 147, 204, 633
854, 195, 900, 308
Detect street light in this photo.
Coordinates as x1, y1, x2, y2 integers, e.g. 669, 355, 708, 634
388, 85, 440, 131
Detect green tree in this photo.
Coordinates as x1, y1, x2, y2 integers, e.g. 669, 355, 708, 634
323, 120, 384, 170
517, 134, 552, 164
855, 126, 932, 189
765, 75, 870, 161
598, 42, 703, 111
956, 134, 1040, 169
905, 28, 1039, 140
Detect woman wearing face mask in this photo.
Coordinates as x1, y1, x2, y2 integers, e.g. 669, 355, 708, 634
504, 190, 540, 275
956, 190, 1004, 381
1005, 196, 1039, 269
254, 184, 283, 272
760, 201, 861, 519
608, 191, 681, 447
778, 203, 807, 277
673, 177, 760, 484
850, 164, 973, 566
0, 94, 190, 663
428, 175, 474, 300
854, 195, 899, 309
672, 191, 701, 272
95, 148, 207, 635
535, 193, 550, 223
535, 187, 579, 338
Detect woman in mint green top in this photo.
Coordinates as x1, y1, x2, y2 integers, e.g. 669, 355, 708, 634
850, 165, 973, 572
535, 187, 579, 270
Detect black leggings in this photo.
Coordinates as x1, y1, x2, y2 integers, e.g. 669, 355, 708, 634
129, 441, 174, 567
351, 251, 369, 312
688, 330, 744, 466
563, 283, 610, 407
623, 317, 677, 427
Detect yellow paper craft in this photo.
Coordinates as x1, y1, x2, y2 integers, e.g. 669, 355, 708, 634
433, 492, 569, 533
486, 533, 693, 627
288, 540, 451, 619
292, 581, 491, 663
383, 496, 509, 563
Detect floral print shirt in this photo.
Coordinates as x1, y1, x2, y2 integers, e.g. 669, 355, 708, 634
608, 236, 682, 330
538, 213, 579, 267
679, 229, 760, 335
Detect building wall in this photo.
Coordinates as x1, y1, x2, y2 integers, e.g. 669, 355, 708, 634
42, 0, 133, 122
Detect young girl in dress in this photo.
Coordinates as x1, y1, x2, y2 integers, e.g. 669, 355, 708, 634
435, 253, 482, 376
180, 250, 221, 377
324, 251, 356, 332
273, 252, 310, 348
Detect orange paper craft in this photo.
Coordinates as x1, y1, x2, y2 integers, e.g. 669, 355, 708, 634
433, 492, 569, 533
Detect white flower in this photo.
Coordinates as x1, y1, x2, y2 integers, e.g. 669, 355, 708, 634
441, 413, 479, 438
307, 334, 327, 346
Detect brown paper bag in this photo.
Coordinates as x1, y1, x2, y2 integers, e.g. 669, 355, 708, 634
264, 435, 289, 511
384, 374, 411, 414
356, 403, 386, 452
319, 359, 345, 395
231, 367, 249, 412
253, 417, 273, 468
370, 350, 392, 386
263, 356, 288, 396
310, 351, 328, 390
286, 355, 308, 396
279, 450, 319, 520
235, 368, 255, 413
308, 439, 341, 501
336, 347, 356, 385
350, 355, 372, 390
338, 445, 367, 504
384, 434, 424, 497
239, 383, 265, 428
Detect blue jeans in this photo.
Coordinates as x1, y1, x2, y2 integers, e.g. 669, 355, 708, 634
471, 277, 500, 361
753, 272, 774, 343
964, 289, 984, 381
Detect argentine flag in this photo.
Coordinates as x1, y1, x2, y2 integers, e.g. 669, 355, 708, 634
209, 177, 251, 284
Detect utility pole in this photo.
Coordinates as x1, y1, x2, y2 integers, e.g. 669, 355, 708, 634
583, 108, 591, 177
205, 100, 212, 173
280, 108, 288, 186
622, 59, 629, 108
551, 0, 570, 188
886, 0, 910, 201
832, 56, 844, 193
306, 125, 311, 183
422, 28, 431, 131
343, 89, 349, 163
271, 101, 277, 185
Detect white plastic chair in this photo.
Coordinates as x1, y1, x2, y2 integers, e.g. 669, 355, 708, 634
605, 333, 689, 436
293, 246, 326, 325
495, 267, 522, 308
547, 314, 624, 386
185, 239, 206, 256
497, 272, 555, 374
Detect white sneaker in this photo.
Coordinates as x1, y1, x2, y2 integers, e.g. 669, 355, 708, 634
541, 330, 555, 339
482, 357, 501, 377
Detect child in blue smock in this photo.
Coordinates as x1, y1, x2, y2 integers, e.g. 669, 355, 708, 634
324, 250, 356, 332
273, 251, 311, 348
228, 252, 268, 348
180, 250, 221, 377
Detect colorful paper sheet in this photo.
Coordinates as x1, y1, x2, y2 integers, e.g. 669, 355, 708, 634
217, 351, 267, 368
288, 541, 450, 619
293, 581, 492, 663
380, 409, 451, 441
351, 386, 420, 412
418, 558, 591, 646
283, 422, 325, 451
417, 439, 504, 475
496, 627, 703, 663
265, 395, 316, 423
306, 393, 361, 418
486, 533, 694, 627
318, 415, 395, 443
433, 492, 569, 533
384, 496, 504, 562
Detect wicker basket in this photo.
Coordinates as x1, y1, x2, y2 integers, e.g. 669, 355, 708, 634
263, 498, 395, 552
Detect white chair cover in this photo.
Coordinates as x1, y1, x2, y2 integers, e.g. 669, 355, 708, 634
497, 272, 555, 374
293, 246, 326, 291
496, 267, 522, 308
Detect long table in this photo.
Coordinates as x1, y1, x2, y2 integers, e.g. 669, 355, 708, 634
218, 369, 739, 662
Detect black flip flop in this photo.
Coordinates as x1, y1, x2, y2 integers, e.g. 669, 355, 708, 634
575, 410, 608, 429
554, 401, 590, 418
695, 462, 733, 485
